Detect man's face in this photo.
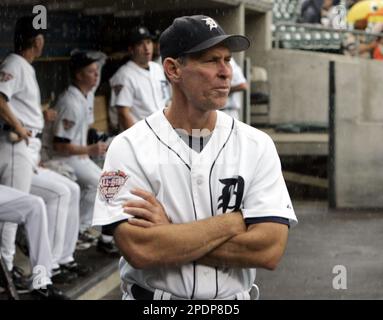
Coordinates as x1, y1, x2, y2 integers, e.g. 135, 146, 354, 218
77, 62, 99, 89
130, 39, 153, 66
34, 34, 45, 57
178, 45, 233, 111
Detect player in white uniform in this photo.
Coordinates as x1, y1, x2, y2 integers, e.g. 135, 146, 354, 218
109, 26, 170, 130
76, 50, 107, 126
0, 16, 86, 283
0, 16, 45, 274
41, 49, 107, 250
221, 58, 248, 120
93, 15, 298, 300
51, 51, 117, 254
0, 185, 69, 299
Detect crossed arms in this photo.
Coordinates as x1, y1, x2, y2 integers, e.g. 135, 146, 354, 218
114, 189, 289, 270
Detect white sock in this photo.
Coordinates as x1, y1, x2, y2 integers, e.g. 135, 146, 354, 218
101, 234, 113, 243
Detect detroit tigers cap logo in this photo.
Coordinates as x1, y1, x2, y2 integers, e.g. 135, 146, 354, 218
99, 170, 129, 203
202, 17, 218, 31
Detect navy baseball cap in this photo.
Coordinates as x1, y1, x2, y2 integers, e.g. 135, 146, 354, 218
160, 15, 250, 60
70, 49, 104, 71
128, 26, 153, 46
14, 16, 45, 42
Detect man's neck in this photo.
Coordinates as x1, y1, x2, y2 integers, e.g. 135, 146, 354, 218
74, 82, 91, 97
164, 92, 217, 135
132, 59, 150, 69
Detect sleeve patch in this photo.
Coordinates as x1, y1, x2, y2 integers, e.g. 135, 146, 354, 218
99, 170, 129, 203
62, 119, 75, 130
112, 85, 123, 96
0, 72, 13, 82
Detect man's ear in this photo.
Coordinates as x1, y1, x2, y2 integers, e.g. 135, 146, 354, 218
163, 58, 181, 83
127, 45, 134, 56
74, 69, 82, 83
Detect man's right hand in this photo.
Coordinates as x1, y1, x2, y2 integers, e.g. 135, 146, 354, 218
87, 142, 108, 156
11, 125, 31, 144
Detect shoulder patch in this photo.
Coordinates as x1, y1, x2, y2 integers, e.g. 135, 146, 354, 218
99, 170, 129, 203
112, 85, 123, 96
62, 119, 75, 130
0, 71, 13, 82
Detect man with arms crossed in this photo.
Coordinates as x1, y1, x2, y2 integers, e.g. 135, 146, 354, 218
93, 15, 297, 300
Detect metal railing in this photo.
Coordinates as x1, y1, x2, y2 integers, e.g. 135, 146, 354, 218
273, 21, 383, 56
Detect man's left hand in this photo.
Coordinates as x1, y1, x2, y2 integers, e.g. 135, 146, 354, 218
124, 188, 171, 228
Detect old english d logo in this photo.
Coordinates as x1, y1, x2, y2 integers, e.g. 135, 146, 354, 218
217, 176, 245, 213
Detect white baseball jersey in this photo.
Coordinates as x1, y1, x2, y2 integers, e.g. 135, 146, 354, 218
51, 84, 102, 232
93, 110, 297, 300
86, 88, 96, 125
0, 53, 44, 131
0, 53, 43, 271
109, 60, 170, 122
53, 85, 89, 155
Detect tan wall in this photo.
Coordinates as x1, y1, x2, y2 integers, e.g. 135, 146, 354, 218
254, 48, 383, 208
335, 58, 383, 208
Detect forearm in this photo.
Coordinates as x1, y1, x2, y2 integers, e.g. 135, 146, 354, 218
197, 223, 289, 270
53, 142, 89, 156
114, 212, 246, 269
359, 42, 376, 54
117, 106, 135, 130
0, 97, 23, 131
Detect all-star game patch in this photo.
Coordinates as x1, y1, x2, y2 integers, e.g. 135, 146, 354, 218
99, 170, 129, 203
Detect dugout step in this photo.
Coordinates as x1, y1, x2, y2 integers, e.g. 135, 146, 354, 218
0, 246, 120, 300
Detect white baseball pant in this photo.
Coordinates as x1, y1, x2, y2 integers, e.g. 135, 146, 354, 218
65, 157, 101, 232
0, 185, 53, 286
31, 167, 80, 267
0, 135, 34, 271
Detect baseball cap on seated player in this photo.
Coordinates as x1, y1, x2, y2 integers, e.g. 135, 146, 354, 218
127, 26, 153, 46
14, 16, 45, 49
159, 15, 250, 60
14, 16, 45, 39
69, 49, 105, 71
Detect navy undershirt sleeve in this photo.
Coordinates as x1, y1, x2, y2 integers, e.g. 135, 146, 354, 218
244, 216, 290, 228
